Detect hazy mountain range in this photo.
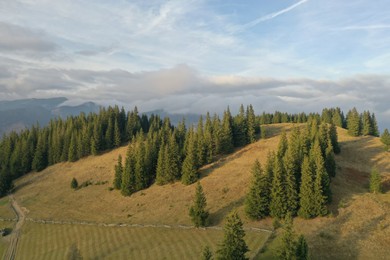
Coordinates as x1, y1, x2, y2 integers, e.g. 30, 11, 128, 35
0, 97, 201, 136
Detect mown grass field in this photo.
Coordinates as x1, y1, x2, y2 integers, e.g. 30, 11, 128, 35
0, 196, 14, 219
9, 124, 390, 259
0, 221, 14, 258
17, 222, 269, 260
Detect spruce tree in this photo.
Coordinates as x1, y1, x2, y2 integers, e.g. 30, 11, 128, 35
325, 139, 336, 178
189, 182, 209, 227
381, 128, 390, 151
217, 211, 249, 260
311, 140, 330, 211
220, 109, 234, 154
245, 160, 270, 219
121, 145, 136, 196
114, 119, 121, 147
295, 235, 309, 260
371, 113, 379, 137
346, 108, 361, 136
204, 113, 214, 163
270, 156, 287, 218
113, 154, 123, 190
284, 151, 299, 216
369, 168, 382, 194
246, 105, 256, 143
68, 133, 78, 162
134, 141, 147, 191
182, 130, 199, 185
233, 104, 247, 147
156, 142, 167, 185
362, 111, 373, 136
328, 123, 340, 154
298, 156, 315, 219
278, 213, 296, 260
277, 132, 288, 159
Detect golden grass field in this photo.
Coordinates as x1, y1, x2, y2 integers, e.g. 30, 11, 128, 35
2, 124, 390, 259
16, 222, 268, 260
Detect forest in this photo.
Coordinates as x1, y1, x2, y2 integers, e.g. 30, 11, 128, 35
0, 105, 380, 197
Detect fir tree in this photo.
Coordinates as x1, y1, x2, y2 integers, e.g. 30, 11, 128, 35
270, 156, 287, 218
233, 104, 247, 147
156, 142, 167, 185
32, 134, 48, 172
204, 113, 214, 163
121, 145, 136, 196
68, 133, 78, 162
277, 132, 288, 159
298, 156, 315, 219
284, 150, 299, 216
328, 123, 340, 154
114, 119, 121, 147
113, 154, 123, 190
278, 213, 296, 260
134, 141, 147, 191
311, 140, 330, 211
245, 160, 270, 219
217, 211, 249, 260
325, 139, 336, 178
246, 105, 256, 143
189, 182, 209, 227
369, 168, 382, 194
220, 108, 234, 154
295, 235, 309, 260
362, 111, 373, 136
182, 130, 199, 185
346, 108, 361, 136
371, 113, 379, 137
381, 128, 390, 151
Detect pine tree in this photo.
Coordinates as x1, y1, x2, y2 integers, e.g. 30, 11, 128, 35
278, 213, 297, 260
311, 140, 330, 211
328, 123, 340, 154
369, 168, 382, 194
204, 113, 214, 163
121, 145, 136, 196
371, 113, 379, 137
182, 130, 199, 185
220, 109, 234, 154
298, 156, 315, 219
113, 154, 123, 190
217, 211, 249, 260
277, 132, 288, 159
295, 235, 309, 260
32, 134, 48, 172
105, 117, 114, 149
325, 139, 336, 178
246, 105, 256, 143
245, 160, 270, 219
68, 133, 78, 162
134, 141, 147, 191
233, 105, 247, 147
270, 156, 287, 218
114, 119, 121, 147
381, 128, 390, 151
189, 182, 209, 227
346, 108, 361, 136
201, 245, 213, 260
156, 142, 168, 185
362, 111, 373, 136
197, 116, 207, 166
284, 150, 299, 216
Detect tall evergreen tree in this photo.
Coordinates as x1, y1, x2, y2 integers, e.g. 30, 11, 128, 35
371, 113, 379, 137
325, 139, 336, 178
381, 128, 390, 151
369, 168, 382, 194
328, 123, 340, 154
284, 150, 299, 216
298, 156, 315, 219
245, 160, 270, 219
233, 104, 247, 147
113, 154, 123, 190
295, 235, 309, 260
270, 156, 287, 218
246, 104, 256, 143
346, 107, 361, 136
220, 108, 234, 154
181, 131, 199, 185
278, 213, 297, 260
114, 119, 121, 147
277, 132, 288, 159
362, 111, 373, 136
68, 133, 78, 162
217, 212, 249, 260
189, 182, 209, 227
121, 145, 136, 196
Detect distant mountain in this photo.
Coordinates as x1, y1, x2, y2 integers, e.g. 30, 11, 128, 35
144, 109, 201, 126
0, 97, 100, 136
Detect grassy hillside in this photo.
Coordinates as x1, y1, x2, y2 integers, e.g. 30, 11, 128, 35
6, 124, 390, 259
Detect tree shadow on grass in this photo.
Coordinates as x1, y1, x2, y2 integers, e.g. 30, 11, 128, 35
208, 196, 245, 226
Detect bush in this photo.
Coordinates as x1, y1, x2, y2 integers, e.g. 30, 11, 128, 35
71, 178, 78, 190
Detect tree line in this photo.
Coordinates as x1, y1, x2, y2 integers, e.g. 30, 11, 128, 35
0, 105, 379, 197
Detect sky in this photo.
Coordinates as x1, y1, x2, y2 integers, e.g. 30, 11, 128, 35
0, 0, 389, 130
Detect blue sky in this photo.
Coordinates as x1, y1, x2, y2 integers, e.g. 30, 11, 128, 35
0, 0, 389, 129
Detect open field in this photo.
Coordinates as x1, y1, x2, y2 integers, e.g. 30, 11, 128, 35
17, 222, 269, 259
8, 124, 390, 258
0, 196, 15, 220
0, 221, 14, 258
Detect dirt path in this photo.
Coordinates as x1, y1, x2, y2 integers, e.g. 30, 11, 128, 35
3, 195, 25, 260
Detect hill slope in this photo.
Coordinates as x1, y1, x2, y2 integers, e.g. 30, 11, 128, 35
2, 124, 390, 259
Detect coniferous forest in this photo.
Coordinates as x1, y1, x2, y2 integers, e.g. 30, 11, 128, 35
0, 105, 379, 197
